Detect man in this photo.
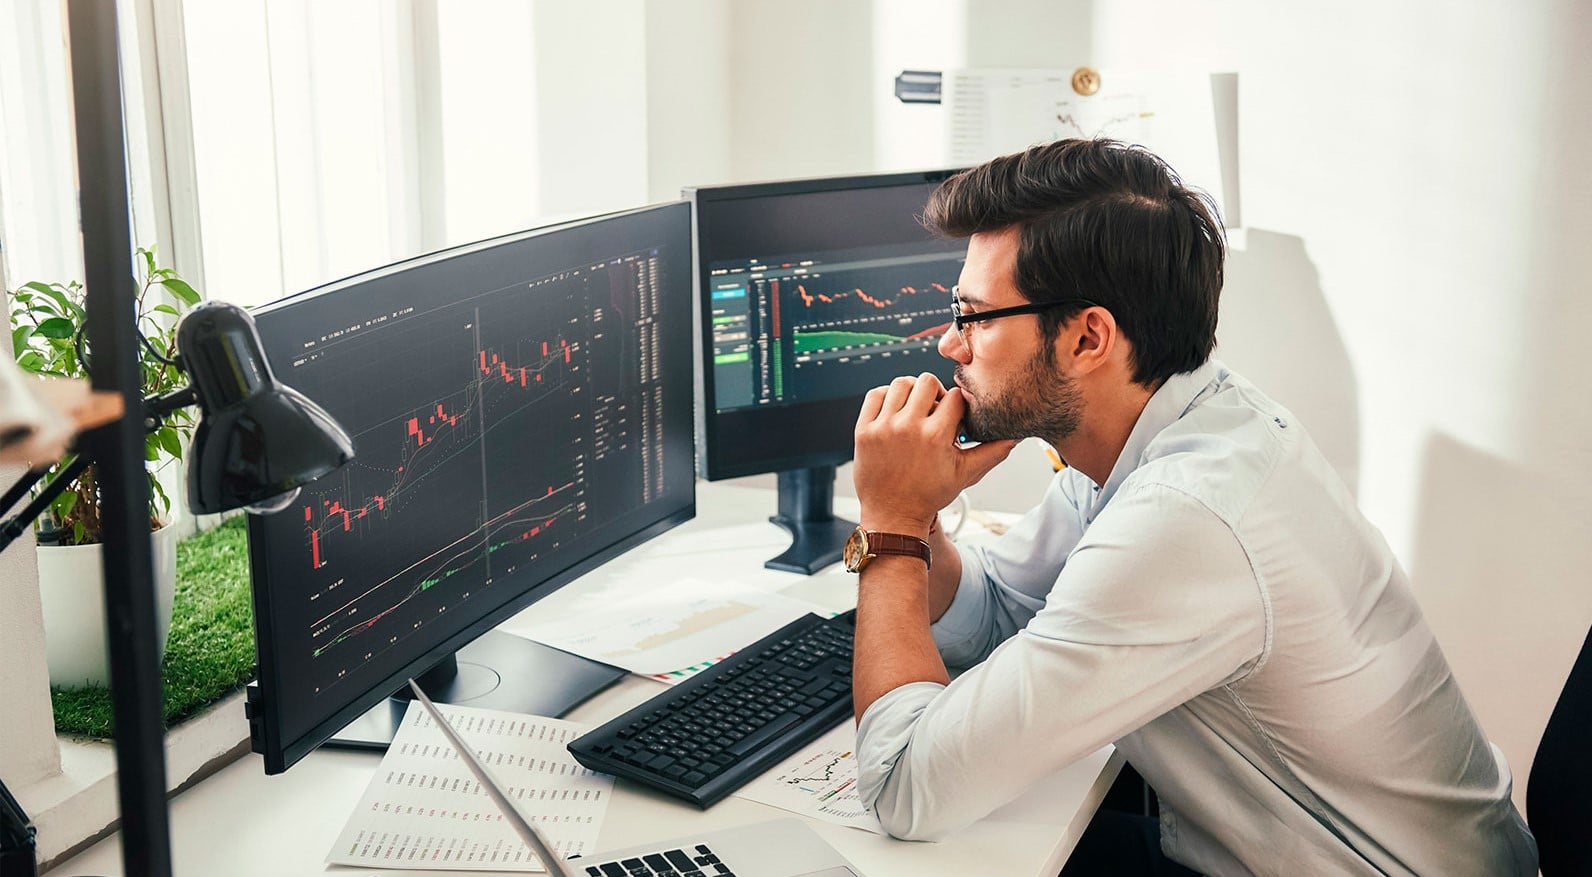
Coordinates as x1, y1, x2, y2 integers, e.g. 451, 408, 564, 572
846, 139, 1537, 875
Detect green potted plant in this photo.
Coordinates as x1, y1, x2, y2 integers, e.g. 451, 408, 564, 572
7, 247, 202, 687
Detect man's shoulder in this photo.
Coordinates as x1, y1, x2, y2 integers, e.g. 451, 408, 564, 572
1130, 372, 1304, 521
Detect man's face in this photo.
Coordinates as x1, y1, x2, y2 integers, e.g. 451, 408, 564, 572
939, 228, 1083, 445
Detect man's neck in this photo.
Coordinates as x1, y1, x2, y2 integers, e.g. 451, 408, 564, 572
1050, 380, 1155, 487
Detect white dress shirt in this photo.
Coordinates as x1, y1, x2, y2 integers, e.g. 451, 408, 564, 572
855, 360, 1537, 876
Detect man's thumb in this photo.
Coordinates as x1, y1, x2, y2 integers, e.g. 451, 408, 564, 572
960, 439, 1019, 485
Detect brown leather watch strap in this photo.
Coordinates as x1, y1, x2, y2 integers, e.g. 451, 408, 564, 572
865, 531, 932, 568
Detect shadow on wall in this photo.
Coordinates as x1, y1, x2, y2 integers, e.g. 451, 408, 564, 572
1407, 432, 1592, 813
1217, 229, 1361, 496
1434, 0, 1592, 815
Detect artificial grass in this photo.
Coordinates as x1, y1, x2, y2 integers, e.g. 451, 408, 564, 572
50, 515, 256, 738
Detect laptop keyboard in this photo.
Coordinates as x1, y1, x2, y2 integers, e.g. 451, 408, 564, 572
583, 842, 736, 876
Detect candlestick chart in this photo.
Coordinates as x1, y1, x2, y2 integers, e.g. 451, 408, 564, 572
255, 250, 671, 697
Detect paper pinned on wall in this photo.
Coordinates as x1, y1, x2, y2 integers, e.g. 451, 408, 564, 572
944, 68, 1236, 227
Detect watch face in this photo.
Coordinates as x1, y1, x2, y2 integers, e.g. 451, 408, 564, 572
843, 527, 868, 572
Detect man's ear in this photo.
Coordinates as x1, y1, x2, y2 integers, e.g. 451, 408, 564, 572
1061, 307, 1118, 376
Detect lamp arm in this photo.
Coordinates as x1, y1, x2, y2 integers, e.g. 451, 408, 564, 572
0, 386, 192, 555
0, 454, 91, 554
143, 385, 197, 433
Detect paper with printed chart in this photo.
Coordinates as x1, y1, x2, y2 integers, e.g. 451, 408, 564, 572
733, 721, 886, 835
944, 67, 1230, 224
327, 701, 613, 871
513, 573, 817, 675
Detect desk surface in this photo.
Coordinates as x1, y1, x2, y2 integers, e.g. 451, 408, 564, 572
49, 484, 1120, 877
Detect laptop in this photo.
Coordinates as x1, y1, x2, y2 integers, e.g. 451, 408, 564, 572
407, 680, 864, 877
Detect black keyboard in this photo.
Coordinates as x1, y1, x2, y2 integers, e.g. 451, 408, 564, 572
567, 611, 854, 807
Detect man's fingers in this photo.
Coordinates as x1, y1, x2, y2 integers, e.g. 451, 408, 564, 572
932, 386, 968, 433
856, 385, 888, 427
879, 375, 916, 416
904, 372, 945, 416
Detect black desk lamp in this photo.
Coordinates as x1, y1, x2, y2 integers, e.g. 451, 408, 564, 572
0, 5, 352, 875
0, 301, 355, 552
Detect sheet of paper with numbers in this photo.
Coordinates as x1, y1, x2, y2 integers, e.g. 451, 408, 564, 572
327, 701, 614, 871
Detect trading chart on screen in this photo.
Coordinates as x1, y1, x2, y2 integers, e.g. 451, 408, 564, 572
708, 244, 960, 412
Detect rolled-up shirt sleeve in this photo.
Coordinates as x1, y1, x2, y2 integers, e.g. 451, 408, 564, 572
857, 482, 1269, 841
932, 471, 1090, 667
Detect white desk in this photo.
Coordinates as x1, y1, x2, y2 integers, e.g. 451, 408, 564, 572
49, 484, 1120, 877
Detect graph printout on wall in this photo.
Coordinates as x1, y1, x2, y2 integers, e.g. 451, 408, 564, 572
944, 68, 1234, 226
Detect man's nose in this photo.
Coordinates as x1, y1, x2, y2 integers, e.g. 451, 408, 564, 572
938, 323, 969, 362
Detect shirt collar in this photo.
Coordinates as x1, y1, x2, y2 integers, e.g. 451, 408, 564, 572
1086, 359, 1224, 518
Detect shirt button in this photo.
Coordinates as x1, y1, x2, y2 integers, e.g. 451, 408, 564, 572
1273, 416, 1288, 429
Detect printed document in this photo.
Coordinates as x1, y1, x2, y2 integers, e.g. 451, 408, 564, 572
327, 701, 613, 871
733, 722, 885, 835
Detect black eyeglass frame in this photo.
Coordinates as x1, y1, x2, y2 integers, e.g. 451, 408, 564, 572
949, 286, 1099, 338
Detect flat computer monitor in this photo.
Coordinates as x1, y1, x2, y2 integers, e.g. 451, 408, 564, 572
244, 202, 696, 774
690, 170, 967, 573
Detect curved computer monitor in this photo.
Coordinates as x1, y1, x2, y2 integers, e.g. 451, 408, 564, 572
244, 202, 696, 774
689, 170, 966, 573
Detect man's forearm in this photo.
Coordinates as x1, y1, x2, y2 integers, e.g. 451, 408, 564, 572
853, 555, 951, 720
925, 526, 961, 623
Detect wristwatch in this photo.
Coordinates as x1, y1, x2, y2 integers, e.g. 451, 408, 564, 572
843, 526, 932, 573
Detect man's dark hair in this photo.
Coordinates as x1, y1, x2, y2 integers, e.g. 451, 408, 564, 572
924, 138, 1225, 387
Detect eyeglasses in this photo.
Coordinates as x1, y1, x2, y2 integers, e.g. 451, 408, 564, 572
949, 286, 1098, 343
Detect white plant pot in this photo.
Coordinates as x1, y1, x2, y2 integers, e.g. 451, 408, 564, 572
37, 515, 180, 688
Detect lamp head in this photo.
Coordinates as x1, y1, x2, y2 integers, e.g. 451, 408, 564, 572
175, 301, 353, 515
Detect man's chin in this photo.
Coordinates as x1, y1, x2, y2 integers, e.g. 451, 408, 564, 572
957, 415, 1003, 445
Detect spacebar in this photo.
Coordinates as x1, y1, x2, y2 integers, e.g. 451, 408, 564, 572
729, 713, 802, 757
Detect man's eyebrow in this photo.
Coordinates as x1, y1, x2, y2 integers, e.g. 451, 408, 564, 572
954, 290, 989, 306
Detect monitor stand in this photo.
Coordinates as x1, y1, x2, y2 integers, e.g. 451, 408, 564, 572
327, 631, 627, 751
765, 465, 856, 575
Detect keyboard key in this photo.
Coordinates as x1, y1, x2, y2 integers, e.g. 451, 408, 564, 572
729, 713, 801, 756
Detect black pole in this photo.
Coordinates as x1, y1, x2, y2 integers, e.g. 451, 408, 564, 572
65, 2, 174, 876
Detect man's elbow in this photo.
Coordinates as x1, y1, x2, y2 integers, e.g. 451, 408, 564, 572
868, 775, 966, 842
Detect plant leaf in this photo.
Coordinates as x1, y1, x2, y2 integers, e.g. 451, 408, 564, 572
145, 437, 160, 462
151, 477, 172, 516
157, 426, 183, 460
58, 491, 78, 518
140, 247, 157, 279
159, 278, 201, 307
152, 304, 181, 317
35, 284, 78, 316
35, 317, 76, 339
12, 325, 33, 359
15, 351, 44, 370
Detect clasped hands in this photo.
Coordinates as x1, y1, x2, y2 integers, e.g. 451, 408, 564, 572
853, 372, 1016, 536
